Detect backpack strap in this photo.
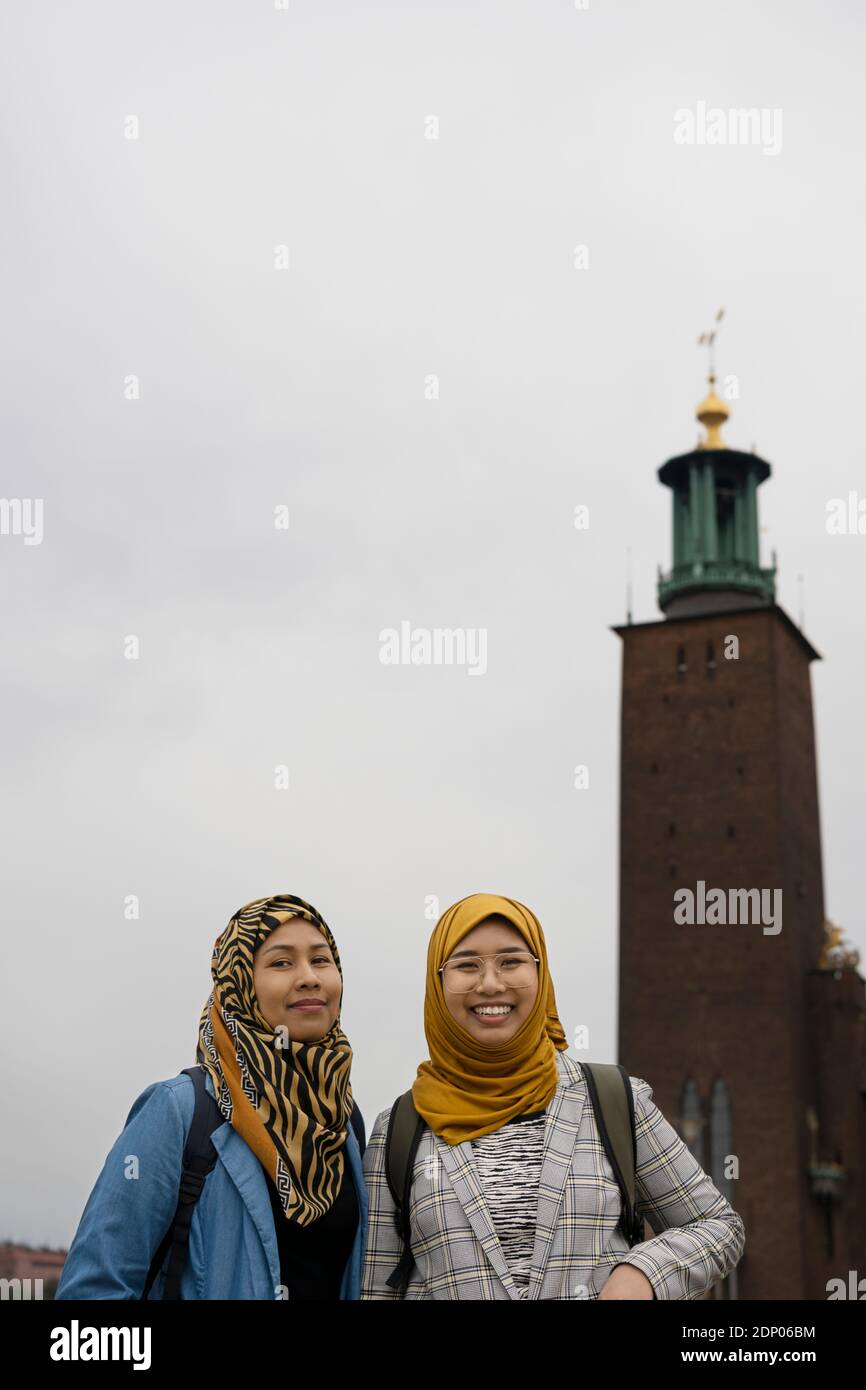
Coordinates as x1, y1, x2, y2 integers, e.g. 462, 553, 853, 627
142, 1065, 224, 1300
581, 1061, 644, 1246
383, 1090, 425, 1292
349, 1101, 366, 1158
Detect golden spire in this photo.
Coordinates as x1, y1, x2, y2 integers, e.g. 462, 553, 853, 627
696, 307, 729, 449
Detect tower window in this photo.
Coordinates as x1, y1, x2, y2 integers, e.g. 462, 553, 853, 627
679, 1079, 705, 1166
706, 640, 716, 676
709, 1078, 734, 1204
715, 478, 738, 563
709, 1078, 738, 1299
676, 645, 687, 677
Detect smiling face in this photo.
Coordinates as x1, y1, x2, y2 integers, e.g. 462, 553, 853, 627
440, 915, 539, 1047
252, 917, 342, 1043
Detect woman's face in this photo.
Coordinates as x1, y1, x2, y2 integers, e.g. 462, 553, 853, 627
252, 917, 342, 1043
440, 916, 539, 1047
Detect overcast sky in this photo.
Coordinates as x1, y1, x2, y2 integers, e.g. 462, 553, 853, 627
2, 0, 864, 1247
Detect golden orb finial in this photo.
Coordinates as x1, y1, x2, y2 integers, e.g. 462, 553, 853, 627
696, 371, 730, 449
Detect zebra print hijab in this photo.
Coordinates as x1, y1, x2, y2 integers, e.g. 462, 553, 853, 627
196, 893, 354, 1226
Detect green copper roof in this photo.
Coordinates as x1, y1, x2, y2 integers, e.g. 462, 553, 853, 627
656, 446, 776, 614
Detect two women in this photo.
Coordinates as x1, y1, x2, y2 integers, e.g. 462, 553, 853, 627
360, 893, 745, 1300
56, 888, 745, 1301
56, 894, 368, 1300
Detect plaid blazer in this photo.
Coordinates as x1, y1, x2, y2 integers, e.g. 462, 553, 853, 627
360, 1051, 745, 1300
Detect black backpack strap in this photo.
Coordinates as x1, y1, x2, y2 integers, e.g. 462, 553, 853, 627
581, 1061, 643, 1246
142, 1065, 224, 1300
349, 1101, 366, 1158
383, 1090, 425, 1292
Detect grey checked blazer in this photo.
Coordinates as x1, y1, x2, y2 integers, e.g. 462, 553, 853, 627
360, 1051, 745, 1300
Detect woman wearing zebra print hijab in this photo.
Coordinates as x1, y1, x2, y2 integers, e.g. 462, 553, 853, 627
196, 894, 362, 1237
56, 892, 369, 1300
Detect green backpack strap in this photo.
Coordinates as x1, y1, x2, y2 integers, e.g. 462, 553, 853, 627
383, 1090, 425, 1292
581, 1061, 644, 1245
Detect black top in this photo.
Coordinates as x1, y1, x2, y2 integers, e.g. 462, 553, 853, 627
261, 1147, 359, 1300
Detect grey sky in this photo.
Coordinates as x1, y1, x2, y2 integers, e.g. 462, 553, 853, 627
2, 0, 864, 1246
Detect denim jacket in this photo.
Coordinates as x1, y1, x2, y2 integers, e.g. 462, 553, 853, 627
55, 1069, 369, 1300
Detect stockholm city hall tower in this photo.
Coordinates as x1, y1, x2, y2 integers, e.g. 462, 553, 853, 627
613, 355, 866, 1301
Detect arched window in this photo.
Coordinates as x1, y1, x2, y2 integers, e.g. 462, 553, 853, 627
709, 1077, 738, 1301
710, 1077, 734, 1205
679, 1078, 705, 1167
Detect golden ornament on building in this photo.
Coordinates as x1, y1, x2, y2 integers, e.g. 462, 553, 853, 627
817, 917, 860, 971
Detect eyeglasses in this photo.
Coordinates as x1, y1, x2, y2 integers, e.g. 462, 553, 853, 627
438, 950, 540, 994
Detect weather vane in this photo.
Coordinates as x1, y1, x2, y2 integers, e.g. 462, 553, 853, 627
697, 307, 725, 381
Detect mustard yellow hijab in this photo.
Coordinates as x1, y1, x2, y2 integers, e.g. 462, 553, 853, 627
411, 893, 569, 1144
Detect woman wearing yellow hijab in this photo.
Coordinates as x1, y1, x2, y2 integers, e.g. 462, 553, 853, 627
412, 892, 569, 1141
360, 893, 745, 1301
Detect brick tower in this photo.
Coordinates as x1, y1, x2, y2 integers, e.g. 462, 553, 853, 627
613, 369, 866, 1300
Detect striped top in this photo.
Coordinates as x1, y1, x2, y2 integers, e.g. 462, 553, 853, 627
469, 1108, 548, 1297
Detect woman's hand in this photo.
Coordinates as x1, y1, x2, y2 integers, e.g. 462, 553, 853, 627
597, 1263, 655, 1300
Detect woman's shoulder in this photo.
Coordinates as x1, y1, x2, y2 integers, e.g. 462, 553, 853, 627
365, 1093, 428, 1149
368, 1103, 394, 1138
562, 1052, 649, 1093
120, 1067, 208, 1134
560, 1056, 659, 1134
